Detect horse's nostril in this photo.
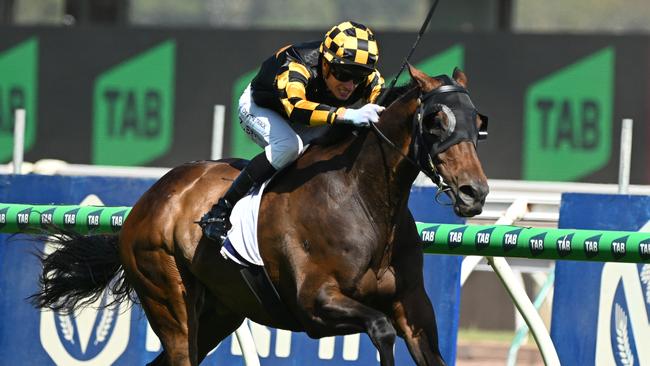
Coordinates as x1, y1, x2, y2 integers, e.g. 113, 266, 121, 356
458, 183, 488, 202
459, 185, 478, 200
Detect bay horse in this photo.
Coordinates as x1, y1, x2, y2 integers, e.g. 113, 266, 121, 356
31, 64, 488, 366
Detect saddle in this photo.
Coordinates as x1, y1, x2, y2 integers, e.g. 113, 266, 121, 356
220, 176, 301, 328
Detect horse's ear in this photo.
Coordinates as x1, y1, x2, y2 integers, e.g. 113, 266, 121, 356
453, 67, 468, 88
408, 63, 433, 90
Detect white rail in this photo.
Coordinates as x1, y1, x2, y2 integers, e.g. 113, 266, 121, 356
460, 198, 560, 365
0, 159, 171, 178
12, 109, 25, 174
4, 161, 650, 198
488, 256, 560, 365
235, 322, 261, 366
211, 104, 226, 160
618, 118, 633, 194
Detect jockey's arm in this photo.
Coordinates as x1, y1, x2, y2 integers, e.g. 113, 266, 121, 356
277, 61, 384, 126
366, 71, 384, 104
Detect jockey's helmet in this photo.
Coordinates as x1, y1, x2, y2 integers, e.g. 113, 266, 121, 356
320, 21, 379, 70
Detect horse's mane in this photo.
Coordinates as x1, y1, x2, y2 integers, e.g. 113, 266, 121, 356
312, 81, 420, 147
377, 80, 419, 107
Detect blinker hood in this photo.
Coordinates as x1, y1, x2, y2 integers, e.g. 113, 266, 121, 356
419, 78, 488, 156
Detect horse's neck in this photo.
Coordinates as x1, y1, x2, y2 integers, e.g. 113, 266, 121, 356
353, 96, 421, 223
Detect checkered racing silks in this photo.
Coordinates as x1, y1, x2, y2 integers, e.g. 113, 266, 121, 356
319, 21, 379, 69
249, 22, 384, 126
275, 60, 383, 126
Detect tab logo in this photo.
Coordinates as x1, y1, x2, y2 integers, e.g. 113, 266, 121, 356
612, 236, 628, 259
16, 207, 31, 229
523, 47, 614, 181
0, 207, 7, 229
556, 233, 573, 257
93, 41, 175, 165
421, 225, 439, 243
475, 227, 495, 250
529, 233, 546, 256
448, 226, 467, 249
584, 234, 601, 258
640, 239, 650, 261
110, 210, 126, 232
87, 209, 103, 230
0, 38, 38, 162
503, 228, 522, 251
40, 208, 55, 227
64, 208, 80, 228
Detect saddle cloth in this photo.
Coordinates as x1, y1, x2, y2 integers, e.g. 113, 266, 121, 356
219, 182, 268, 266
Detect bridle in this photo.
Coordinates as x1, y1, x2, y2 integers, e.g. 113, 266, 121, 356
367, 0, 490, 201
370, 81, 488, 201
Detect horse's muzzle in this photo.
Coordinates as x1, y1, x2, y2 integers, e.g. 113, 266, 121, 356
454, 182, 489, 217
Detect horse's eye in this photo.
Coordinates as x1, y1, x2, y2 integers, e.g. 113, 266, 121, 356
424, 114, 444, 135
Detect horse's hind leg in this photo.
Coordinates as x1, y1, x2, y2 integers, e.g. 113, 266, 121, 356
304, 283, 397, 366
139, 259, 244, 366
147, 298, 243, 366
127, 249, 201, 366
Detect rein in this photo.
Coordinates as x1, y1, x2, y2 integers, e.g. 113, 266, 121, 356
370, 115, 448, 190
370, 83, 472, 200
370, 0, 448, 194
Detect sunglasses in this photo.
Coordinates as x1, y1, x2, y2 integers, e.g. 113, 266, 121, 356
328, 63, 372, 84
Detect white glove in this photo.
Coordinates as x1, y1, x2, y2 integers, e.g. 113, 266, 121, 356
339, 104, 385, 127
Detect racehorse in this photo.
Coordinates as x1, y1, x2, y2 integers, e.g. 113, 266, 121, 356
31, 64, 488, 366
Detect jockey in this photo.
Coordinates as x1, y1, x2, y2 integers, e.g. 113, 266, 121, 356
199, 21, 385, 244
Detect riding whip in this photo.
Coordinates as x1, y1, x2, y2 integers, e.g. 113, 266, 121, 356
375, 0, 441, 106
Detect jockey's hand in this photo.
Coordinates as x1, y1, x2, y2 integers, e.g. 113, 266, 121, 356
339, 104, 385, 127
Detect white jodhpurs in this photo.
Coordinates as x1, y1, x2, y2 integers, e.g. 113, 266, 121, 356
238, 84, 330, 170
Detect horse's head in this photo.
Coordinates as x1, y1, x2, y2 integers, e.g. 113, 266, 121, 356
406, 64, 489, 217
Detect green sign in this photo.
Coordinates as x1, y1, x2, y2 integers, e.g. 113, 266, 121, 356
523, 47, 614, 181
0, 38, 38, 162
93, 41, 175, 165
229, 44, 464, 159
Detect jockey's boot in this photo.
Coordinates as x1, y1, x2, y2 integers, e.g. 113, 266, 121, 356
199, 152, 276, 244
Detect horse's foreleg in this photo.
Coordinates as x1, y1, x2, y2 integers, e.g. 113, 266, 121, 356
196, 293, 245, 362
305, 284, 396, 366
392, 284, 447, 366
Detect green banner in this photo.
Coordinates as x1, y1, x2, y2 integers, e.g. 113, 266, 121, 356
417, 222, 649, 263
523, 47, 614, 181
93, 41, 176, 166
4, 201, 648, 263
0, 38, 38, 162
229, 44, 464, 160
0, 203, 131, 234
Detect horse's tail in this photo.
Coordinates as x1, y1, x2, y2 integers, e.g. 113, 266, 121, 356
29, 228, 135, 312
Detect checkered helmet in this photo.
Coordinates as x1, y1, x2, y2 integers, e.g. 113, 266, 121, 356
319, 21, 379, 70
